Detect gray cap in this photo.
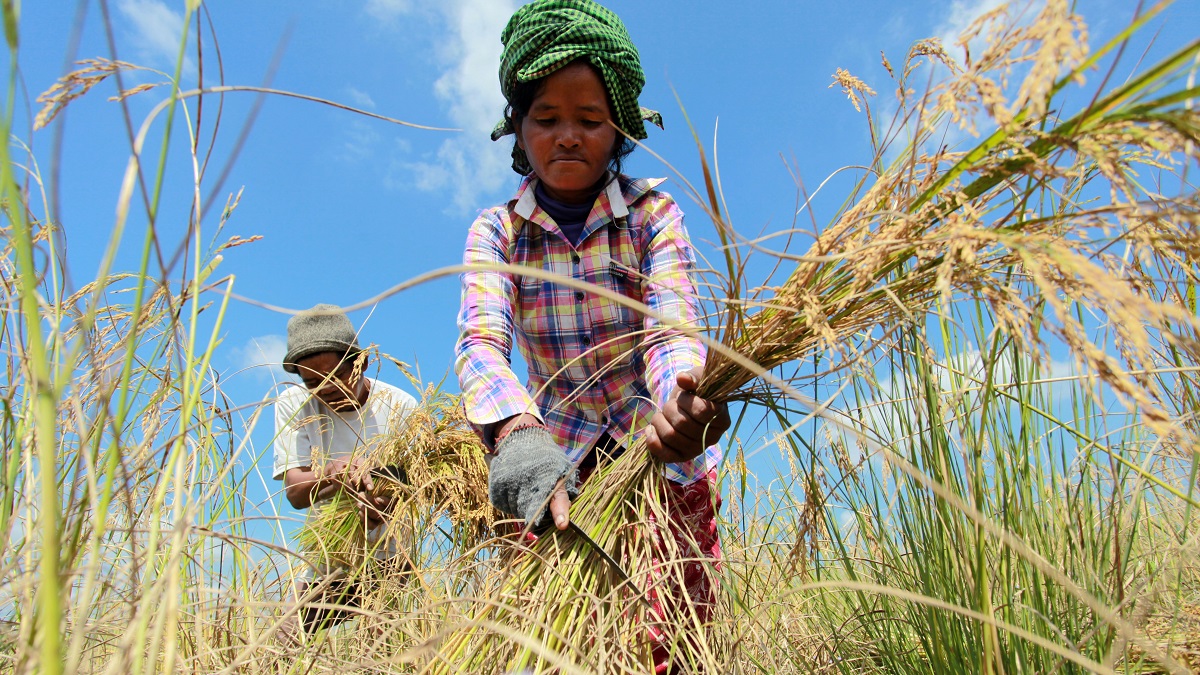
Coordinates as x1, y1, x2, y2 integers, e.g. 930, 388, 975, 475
282, 304, 361, 374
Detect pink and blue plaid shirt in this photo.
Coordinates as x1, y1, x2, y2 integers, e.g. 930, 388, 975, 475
455, 174, 721, 485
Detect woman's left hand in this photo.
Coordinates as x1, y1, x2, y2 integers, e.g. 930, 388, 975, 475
646, 367, 731, 464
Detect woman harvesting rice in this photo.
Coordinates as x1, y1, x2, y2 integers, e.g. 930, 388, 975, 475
454, 0, 730, 669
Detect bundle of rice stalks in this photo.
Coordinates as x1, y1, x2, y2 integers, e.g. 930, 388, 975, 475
431, 1, 1200, 672
294, 383, 497, 571
428, 454, 675, 673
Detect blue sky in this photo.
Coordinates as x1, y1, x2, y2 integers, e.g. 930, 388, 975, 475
9, 0, 1198, 530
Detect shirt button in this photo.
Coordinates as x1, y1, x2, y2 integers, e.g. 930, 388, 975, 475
581, 334, 591, 345
574, 291, 585, 302
571, 253, 580, 264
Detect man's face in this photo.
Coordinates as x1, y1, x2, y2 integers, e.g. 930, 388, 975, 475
294, 351, 369, 411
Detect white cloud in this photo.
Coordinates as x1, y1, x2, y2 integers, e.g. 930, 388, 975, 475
338, 119, 383, 163
430, 1, 511, 136
400, 0, 517, 211
876, 0, 1020, 160
365, 0, 414, 22
934, 0, 1010, 63
345, 86, 376, 110
116, 0, 195, 77
841, 346, 1079, 451
332, 88, 380, 163
230, 334, 289, 382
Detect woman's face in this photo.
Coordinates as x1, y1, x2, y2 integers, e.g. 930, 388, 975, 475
516, 62, 619, 205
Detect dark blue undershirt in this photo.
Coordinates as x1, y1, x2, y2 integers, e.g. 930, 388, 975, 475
535, 181, 601, 247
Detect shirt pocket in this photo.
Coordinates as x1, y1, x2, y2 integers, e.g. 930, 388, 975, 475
608, 260, 642, 328
594, 260, 643, 363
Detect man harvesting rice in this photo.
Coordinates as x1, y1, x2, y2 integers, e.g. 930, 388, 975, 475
454, 1, 730, 670
273, 303, 417, 633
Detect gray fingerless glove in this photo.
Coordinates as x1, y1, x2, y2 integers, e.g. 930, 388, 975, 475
489, 425, 578, 527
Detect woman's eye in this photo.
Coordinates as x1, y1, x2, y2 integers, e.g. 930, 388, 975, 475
582, 119, 603, 128
534, 118, 554, 126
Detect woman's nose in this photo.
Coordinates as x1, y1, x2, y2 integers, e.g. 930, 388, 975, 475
556, 125, 581, 147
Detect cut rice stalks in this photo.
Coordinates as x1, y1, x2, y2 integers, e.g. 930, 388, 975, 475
426, 448, 686, 674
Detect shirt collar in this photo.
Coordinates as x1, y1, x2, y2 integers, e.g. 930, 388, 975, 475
512, 173, 667, 223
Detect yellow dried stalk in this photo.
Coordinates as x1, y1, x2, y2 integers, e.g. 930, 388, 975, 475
378, 383, 497, 537
427, 445, 682, 674
34, 58, 162, 130
697, 1, 1200, 459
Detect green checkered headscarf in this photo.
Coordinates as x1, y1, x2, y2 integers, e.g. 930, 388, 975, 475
491, 0, 664, 175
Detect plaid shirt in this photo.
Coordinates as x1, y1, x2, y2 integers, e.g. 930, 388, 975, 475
455, 174, 721, 485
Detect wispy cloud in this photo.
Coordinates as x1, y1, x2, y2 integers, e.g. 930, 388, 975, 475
843, 346, 1078, 451
875, 0, 1016, 161
116, 0, 195, 78
330, 88, 381, 163
230, 334, 289, 382
338, 119, 383, 163
346, 86, 377, 110
933, 0, 1009, 62
398, 0, 517, 211
365, 0, 414, 22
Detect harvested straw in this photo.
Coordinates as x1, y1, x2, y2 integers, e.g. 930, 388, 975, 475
428, 449, 669, 673
430, 2, 1200, 672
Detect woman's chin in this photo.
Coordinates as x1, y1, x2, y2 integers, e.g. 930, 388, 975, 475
540, 173, 605, 203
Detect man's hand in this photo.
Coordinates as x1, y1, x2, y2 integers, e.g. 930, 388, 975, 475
285, 458, 392, 529
646, 367, 731, 464
322, 458, 393, 529
489, 420, 576, 531
360, 493, 392, 530
320, 457, 374, 494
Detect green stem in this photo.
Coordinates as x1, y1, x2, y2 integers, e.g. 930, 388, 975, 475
1, 22, 63, 675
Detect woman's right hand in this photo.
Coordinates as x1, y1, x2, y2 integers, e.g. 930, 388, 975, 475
646, 367, 731, 464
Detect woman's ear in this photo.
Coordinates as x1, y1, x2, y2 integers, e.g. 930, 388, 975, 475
512, 116, 525, 150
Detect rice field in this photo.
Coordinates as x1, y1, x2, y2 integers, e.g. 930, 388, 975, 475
2, 0, 1198, 673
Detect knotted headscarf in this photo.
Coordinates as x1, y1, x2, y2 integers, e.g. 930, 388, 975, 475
491, 0, 664, 175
